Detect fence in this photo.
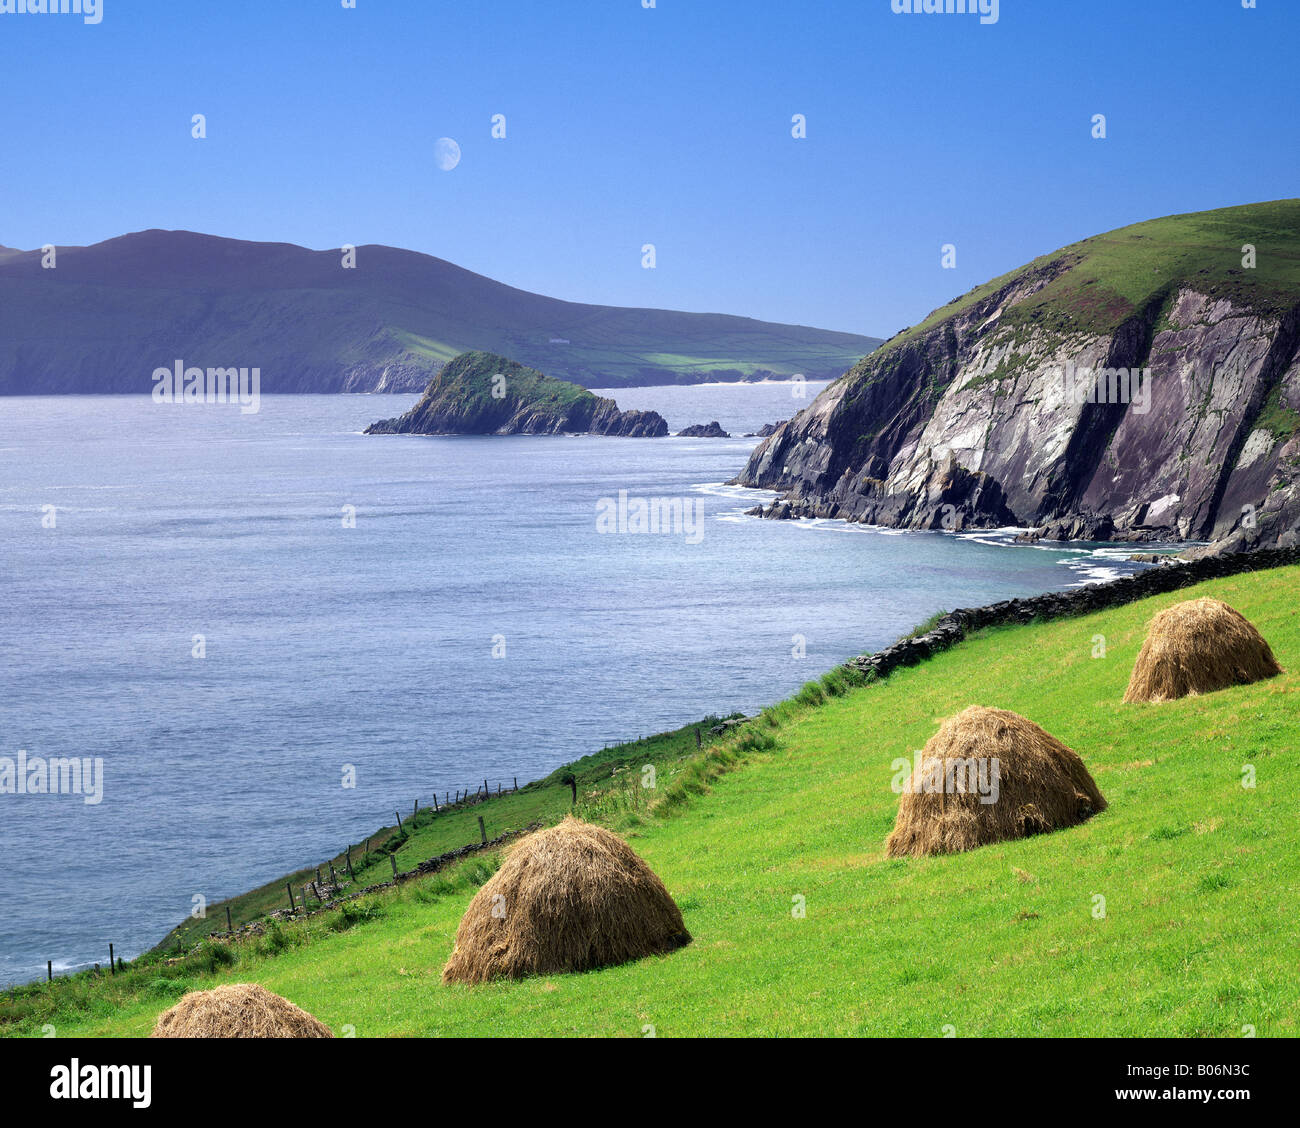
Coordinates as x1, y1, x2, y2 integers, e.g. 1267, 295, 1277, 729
40, 774, 531, 984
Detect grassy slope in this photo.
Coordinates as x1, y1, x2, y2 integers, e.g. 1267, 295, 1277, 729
405, 351, 591, 418
8, 566, 1300, 1037
367, 351, 597, 431
867, 199, 1300, 372
154, 717, 735, 953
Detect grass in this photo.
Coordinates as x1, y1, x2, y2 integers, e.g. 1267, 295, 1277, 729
903, 608, 951, 639
870, 198, 1300, 366
152, 714, 740, 953
1253, 383, 1300, 443
6, 565, 1299, 1037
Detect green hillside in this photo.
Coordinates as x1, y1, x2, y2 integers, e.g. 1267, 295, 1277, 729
0, 230, 880, 393
5, 566, 1297, 1037
877, 198, 1300, 363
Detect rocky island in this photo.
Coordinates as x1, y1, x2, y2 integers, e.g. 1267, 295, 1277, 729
677, 421, 731, 438
365, 351, 668, 436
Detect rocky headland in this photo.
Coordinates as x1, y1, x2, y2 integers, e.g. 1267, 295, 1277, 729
734, 200, 1300, 556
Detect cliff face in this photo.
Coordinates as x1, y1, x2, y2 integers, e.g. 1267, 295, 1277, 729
365, 351, 668, 437
736, 201, 1300, 553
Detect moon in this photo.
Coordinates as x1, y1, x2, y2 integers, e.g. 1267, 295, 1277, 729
434, 137, 462, 171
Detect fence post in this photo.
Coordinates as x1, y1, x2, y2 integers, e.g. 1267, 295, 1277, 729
109, 944, 115, 975
497, 782, 501, 796
478, 816, 487, 844
696, 728, 701, 748
432, 794, 439, 812
47, 960, 52, 983
395, 810, 403, 831
226, 905, 233, 932
513, 777, 518, 791
483, 778, 489, 797
287, 884, 296, 911
390, 854, 398, 880
413, 799, 419, 818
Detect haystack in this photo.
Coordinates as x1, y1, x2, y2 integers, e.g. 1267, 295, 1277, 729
1124, 597, 1281, 703
150, 983, 333, 1038
885, 706, 1106, 858
442, 816, 691, 984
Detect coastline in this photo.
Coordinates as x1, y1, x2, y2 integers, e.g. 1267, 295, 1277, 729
101, 542, 1298, 986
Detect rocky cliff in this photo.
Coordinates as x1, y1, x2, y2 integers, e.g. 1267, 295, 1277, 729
364, 351, 668, 437
735, 200, 1300, 554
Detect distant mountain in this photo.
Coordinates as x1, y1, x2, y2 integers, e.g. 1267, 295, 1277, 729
736, 200, 1300, 554
0, 230, 881, 394
365, 351, 667, 436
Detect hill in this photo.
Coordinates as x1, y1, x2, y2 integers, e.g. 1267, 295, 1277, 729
5, 560, 1297, 1036
364, 351, 668, 436
736, 200, 1300, 554
0, 230, 881, 394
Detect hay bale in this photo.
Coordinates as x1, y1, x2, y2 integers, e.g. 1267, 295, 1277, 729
442, 816, 691, 984
150, 983, 333, 1038
1123, 597, 1282, 703
885, 706, 1106, 858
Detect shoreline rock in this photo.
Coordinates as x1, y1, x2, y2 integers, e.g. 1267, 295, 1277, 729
677, 421, 731, 438
365, 351, 668, 437
731, 202, 1300, 556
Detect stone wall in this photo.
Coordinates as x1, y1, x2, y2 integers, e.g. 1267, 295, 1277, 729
848, 546, 1300, 680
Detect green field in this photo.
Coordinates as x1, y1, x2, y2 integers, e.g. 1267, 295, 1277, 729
5, 565, 1298, 1038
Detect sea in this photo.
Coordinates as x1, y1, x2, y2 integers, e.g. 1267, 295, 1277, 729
0, 382, 1159, 986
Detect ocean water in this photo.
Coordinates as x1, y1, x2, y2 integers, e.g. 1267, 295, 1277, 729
0, 384, 1153, 986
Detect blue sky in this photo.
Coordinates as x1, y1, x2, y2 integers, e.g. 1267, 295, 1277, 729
1, 0, 1296, 338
